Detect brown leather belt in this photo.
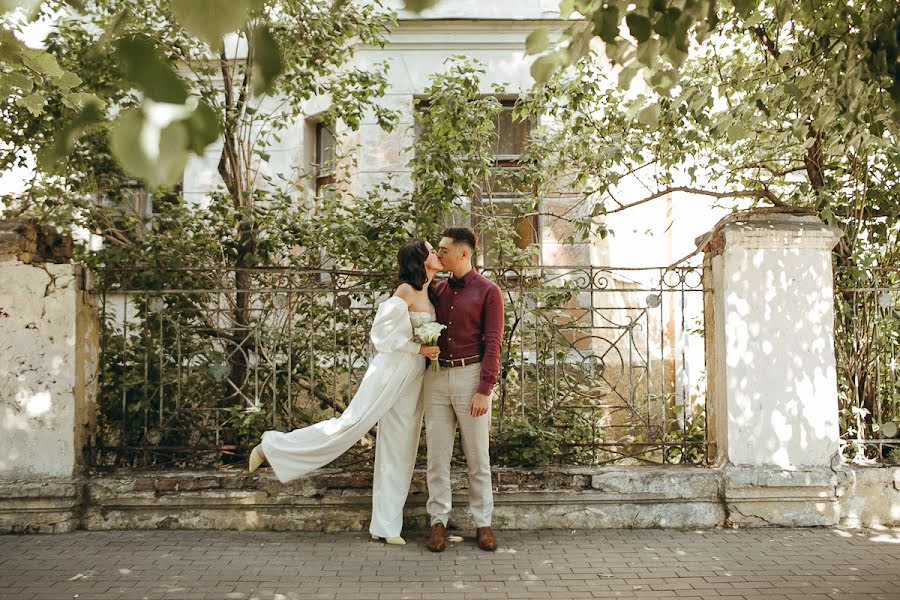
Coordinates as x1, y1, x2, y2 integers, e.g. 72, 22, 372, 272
438, 355, 482, 368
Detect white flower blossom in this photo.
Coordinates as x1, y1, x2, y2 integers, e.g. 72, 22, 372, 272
413, 322, 446, 344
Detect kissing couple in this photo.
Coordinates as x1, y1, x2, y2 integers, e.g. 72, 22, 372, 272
248, 227, 504, 552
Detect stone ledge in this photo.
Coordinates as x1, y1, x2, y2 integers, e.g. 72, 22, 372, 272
723, 466, 843, 527
85, 466, 722, 532
695, 208, 841, 256
0, 478, 82, 533
3, 466, 897, 533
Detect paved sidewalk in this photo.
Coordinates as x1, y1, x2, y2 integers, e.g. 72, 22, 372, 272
1, 528, 898, 600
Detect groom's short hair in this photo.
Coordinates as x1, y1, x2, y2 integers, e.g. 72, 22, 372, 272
442, 227, 477, 251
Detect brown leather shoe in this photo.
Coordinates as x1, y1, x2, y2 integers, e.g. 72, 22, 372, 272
425, 522, 446, 552
475, 526, 497, 551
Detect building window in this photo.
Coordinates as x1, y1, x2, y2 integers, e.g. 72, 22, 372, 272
413, 99, 539, 266
315, 122, 337, 202
475, 102, 538, 267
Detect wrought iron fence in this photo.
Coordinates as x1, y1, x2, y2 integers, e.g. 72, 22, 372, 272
88, 265, 709, 470
834, 266, 900, 464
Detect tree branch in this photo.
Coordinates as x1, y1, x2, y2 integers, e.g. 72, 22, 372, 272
218, 49, 242, 202
604, 186, 785, 215
750, 25, 781, 61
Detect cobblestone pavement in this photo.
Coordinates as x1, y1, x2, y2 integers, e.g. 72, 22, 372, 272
1, 528, 898, 600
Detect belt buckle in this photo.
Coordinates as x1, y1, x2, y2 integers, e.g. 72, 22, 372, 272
458, 355, 477, 367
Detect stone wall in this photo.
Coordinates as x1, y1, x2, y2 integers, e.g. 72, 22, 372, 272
2, 465, 896, 533
4, 466, 724, 533
2, 211, 897, 534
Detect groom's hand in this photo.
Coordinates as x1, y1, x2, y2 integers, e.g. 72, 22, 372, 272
469, 392, 490, 417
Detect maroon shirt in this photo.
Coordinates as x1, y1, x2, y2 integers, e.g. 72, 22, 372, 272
433, 268, 504, 396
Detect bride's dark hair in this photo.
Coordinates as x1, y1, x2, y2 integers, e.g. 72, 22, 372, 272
396, 239, 437, 305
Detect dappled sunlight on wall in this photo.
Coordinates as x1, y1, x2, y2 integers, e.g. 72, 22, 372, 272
703, 210, 845, 473
0, 247, 97, 479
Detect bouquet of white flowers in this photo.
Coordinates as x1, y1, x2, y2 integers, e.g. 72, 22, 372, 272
414, 322, 447, 373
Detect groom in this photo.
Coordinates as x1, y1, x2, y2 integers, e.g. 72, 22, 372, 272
424, 227, 504, 552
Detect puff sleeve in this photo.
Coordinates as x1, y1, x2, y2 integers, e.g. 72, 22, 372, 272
369, 297, 421, 355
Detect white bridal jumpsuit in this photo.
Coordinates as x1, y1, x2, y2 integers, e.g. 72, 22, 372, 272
260, 296, 432, 539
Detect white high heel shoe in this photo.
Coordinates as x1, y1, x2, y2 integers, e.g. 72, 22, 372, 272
248, 444, 265, 473
371, 534, 406, 545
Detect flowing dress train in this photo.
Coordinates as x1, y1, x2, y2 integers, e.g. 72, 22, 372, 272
260, 296, 432, 539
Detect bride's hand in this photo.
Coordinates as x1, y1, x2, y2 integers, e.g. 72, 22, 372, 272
419, 345, 440, 359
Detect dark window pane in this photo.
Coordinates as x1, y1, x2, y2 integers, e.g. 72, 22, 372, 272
479, 200, 539, 267
316, 123, 336, 176
494, 109, 529, 157
484, 166, 530, 197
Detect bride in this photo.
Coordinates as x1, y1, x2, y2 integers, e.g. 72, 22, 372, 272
248, 239, 443, 545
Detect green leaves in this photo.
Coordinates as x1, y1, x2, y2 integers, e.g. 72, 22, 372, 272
56, 71, 82, 90
20, 47, 64, 78
529, 1, 721, 99
637, 102, 660, 127
402, 0, 439, 12
171, 0, 259, 49
0, 24, 98, 122
636, 37, 661, 66
39, 98, 105, 169
109, 99, 221, 189
726, 123, 747, 142
530, 51, 566, 84
731, 0, 756, 18
250, 25, 282, 96
626, 13, 652, 43
105, 34, 222, 186
114, 36, 188, 104
592, 6, 620, 44
410, 58, 503, 231
3, 70, 33, 92
0, 0, 41, 13
183, 101, 220, 154
109, 108, 185, 190
525, 27, 550, 55
61, 91, 103, 110
15, 91, 44, 116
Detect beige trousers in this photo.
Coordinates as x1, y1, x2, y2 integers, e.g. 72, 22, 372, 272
423, 362, 493, 528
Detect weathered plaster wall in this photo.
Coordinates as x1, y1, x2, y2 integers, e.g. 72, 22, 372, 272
0, 220, 98, 479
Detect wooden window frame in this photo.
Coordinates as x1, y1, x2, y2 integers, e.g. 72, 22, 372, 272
314, 122, 336, 201
475, 102, 540, 269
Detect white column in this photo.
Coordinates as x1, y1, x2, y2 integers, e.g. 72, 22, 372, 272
0, 219, 98, 532
701, 209, 844, 525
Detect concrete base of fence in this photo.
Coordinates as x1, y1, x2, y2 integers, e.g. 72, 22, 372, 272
836, 466, 900, 528
723, 466, 843, 527
2, 465, 897, 534
0, 478, 82, 533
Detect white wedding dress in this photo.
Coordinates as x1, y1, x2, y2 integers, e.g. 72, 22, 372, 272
260, 295, 433, 539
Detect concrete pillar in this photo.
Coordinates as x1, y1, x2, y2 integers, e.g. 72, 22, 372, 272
0, 219, 99, 532
700, 208, 845, 525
